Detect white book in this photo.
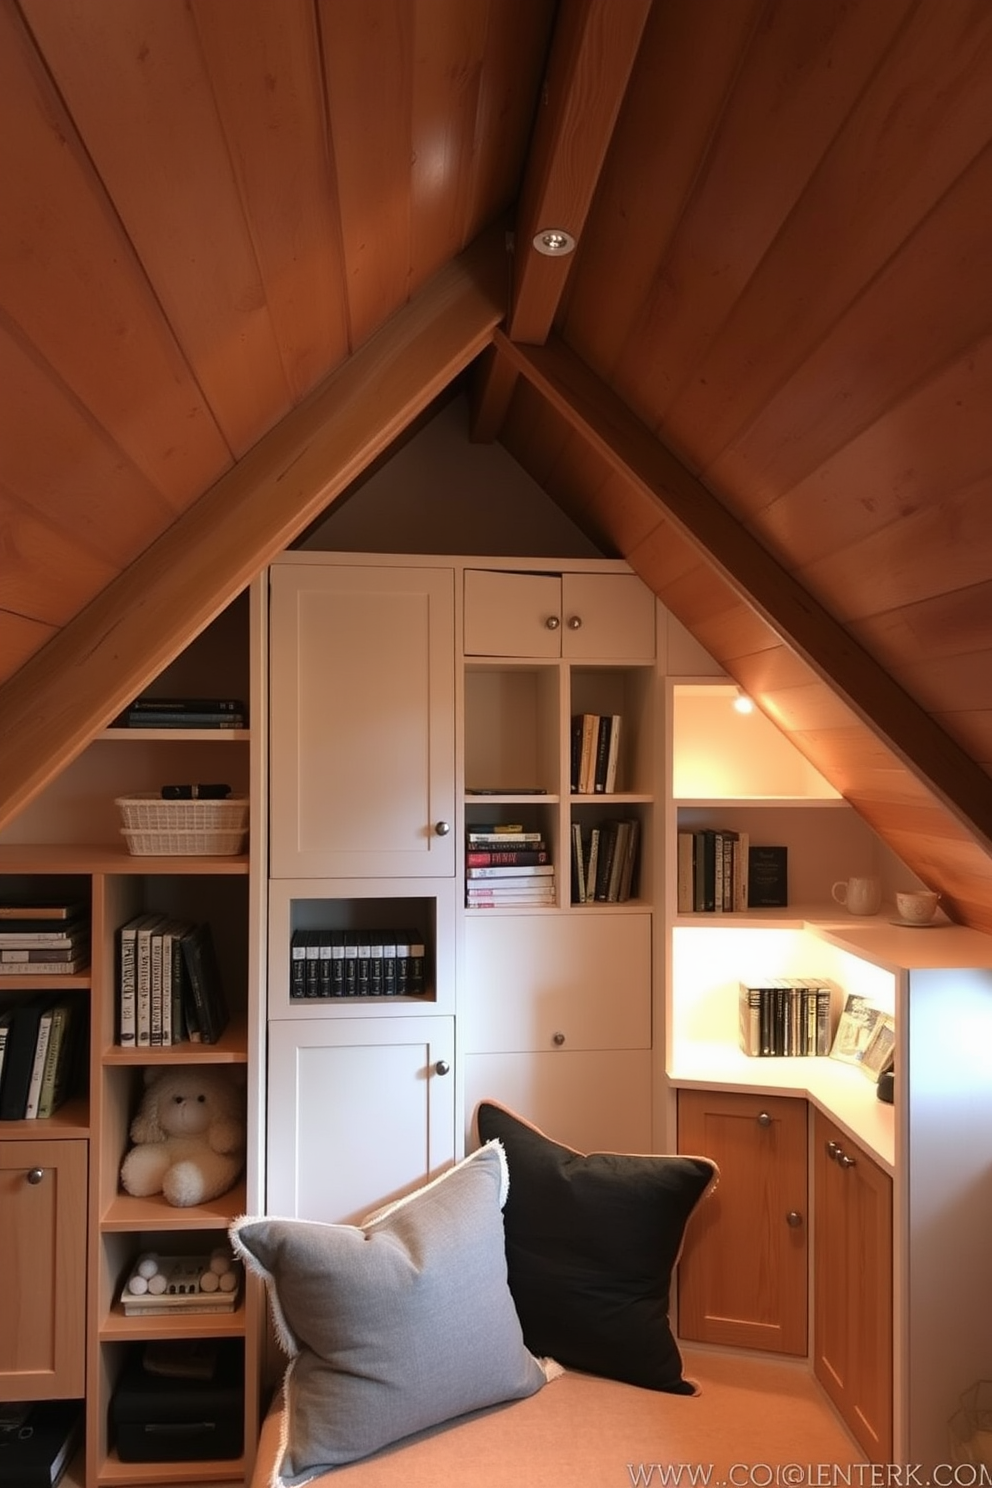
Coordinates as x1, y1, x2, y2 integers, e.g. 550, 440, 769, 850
24, 1007, 54, 1119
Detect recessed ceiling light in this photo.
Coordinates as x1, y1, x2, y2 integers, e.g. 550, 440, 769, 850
533, 228, 576, 257
733, 691, 754, 714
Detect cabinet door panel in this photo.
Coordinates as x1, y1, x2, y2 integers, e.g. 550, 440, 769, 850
269, 564, 455, 878
561, 574, 656, 660
463, 570, 561, 657
0, 1139, 86, 1399
267, 1017, 455, 1225
462, 912, 651, 1052
677, 1090, 807, 1355
464, 1049, 652, 1156
813, 1111, 892, 1462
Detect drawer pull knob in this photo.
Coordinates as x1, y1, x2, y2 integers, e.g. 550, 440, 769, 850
434, 1060, 450, 1076
756, 1111, 772, 1127
545, 615, 561, 631
26, 1168, 45, 1185
786, 1210, 803, 1228
838, 1152, 857, 1169
567, 615, 582, 630
552, 1031, 566, 1046
826, 1141, 842, 1160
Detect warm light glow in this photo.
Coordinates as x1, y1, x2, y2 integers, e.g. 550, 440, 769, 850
733, 691, 754, 714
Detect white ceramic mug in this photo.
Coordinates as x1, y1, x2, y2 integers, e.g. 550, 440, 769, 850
831, 876, 881, 916
895, 890, 940, 924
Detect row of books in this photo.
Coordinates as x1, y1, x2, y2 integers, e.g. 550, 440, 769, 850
570, 713, 622, 795
0, 995, 82, 1120
738, 979, 833, 1058
290, 928, 427, 998
111, 695, 247, 729
117, 916, 229, 1046
677, 831, 789, 912
571, 818, 640, 903
0, 899, 90, 976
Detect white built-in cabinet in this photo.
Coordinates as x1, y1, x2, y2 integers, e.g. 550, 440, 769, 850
263, 553, 662, 1223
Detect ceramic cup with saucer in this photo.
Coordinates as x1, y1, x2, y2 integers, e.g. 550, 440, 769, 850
894, 890, 940, 926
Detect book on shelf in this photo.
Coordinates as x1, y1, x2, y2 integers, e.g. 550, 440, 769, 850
35, 999, 80, 1119
118, 912, 158, 1047
289, 927, 426, 998
0, 957, 88, 976
465, 848, 549, 866
112, 696, 246, 729
747, 844, 788, 908
179, 922, 229, 1043
678, 828, 750, 914
467, 828, 543, 844
739, 979, 833, 1058
0, 899, 86, 922
135, 914, 167, 1049
0, 920, 89, 949
466, 863, 554, 879
571, 821, 587, 903
0, 1008, 13, 1092
0, 1398, 84, 1488
0, 996, 56, 1120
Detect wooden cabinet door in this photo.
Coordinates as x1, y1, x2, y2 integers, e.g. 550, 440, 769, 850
266, 1016, 456, 1225
269, 563, 456, 878
813, 1111, 893, 1462
0, 1139, 86, 1399
677, 1089, 808, 1355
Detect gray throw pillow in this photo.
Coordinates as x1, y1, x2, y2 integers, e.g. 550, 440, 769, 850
230, 1142, 548, 1479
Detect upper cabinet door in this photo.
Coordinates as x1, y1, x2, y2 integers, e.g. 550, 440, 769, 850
269, 563, 456, 878
464, 569, 655, 660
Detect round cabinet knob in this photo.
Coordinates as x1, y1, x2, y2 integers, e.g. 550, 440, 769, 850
434, 821, 451, 836
566, 615, 582, 630
434, 1060, 450, 1076
756, 1111, 772, 1127
545, 615, 561, 631
826, 1141, 841, 1160
838, 1152, 857, 1169
552, 1031, 566, 1046
786, 1210, 803, 1228
26, 1168, 45, 1185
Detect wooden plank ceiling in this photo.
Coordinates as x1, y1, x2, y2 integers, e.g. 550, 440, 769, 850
3, 0, 992, 932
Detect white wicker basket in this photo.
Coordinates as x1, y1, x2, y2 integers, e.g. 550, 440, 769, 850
116, 795, 249, 856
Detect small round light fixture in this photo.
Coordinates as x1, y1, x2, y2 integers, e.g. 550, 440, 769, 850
533, 228, 576, 257
733, 690, 754, 715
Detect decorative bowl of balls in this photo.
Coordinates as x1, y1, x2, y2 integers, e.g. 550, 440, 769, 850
120, 1247, 241, 1315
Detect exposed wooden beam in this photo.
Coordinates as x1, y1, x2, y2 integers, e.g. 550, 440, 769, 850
509, 0, 651, 345
468, 341, 520, 441
495, 328, 992, 852
0, 228, 506, 832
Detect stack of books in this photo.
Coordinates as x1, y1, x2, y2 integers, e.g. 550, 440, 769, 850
0, 900, 90, 977
0, 995, 82, 1120
570, 818, 640, 903
465, 825, 555, 908
739, 978, 833, 1058
570, 713, 622, 795
112, 696, 247, 729
289, 928, 427, 998
116, 916, 229, 1046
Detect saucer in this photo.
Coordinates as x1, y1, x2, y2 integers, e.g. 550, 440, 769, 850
889, 917, 943, 929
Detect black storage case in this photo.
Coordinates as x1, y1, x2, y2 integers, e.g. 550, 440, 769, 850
110, 1342, 244, 1463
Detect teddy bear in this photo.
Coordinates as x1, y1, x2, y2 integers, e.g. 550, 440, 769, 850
120, 1065, 246, 1208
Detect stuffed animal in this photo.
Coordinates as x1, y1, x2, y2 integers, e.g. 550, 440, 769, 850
120, 1065, 246, 1208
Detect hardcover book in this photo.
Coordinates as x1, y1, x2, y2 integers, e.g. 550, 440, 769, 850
747, 845, 788, 908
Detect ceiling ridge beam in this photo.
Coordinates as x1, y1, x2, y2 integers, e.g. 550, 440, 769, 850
0, 226, 507, 832
494, 327, 992, 853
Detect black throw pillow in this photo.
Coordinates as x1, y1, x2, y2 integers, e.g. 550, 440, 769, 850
476, 1100, 718, 1393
